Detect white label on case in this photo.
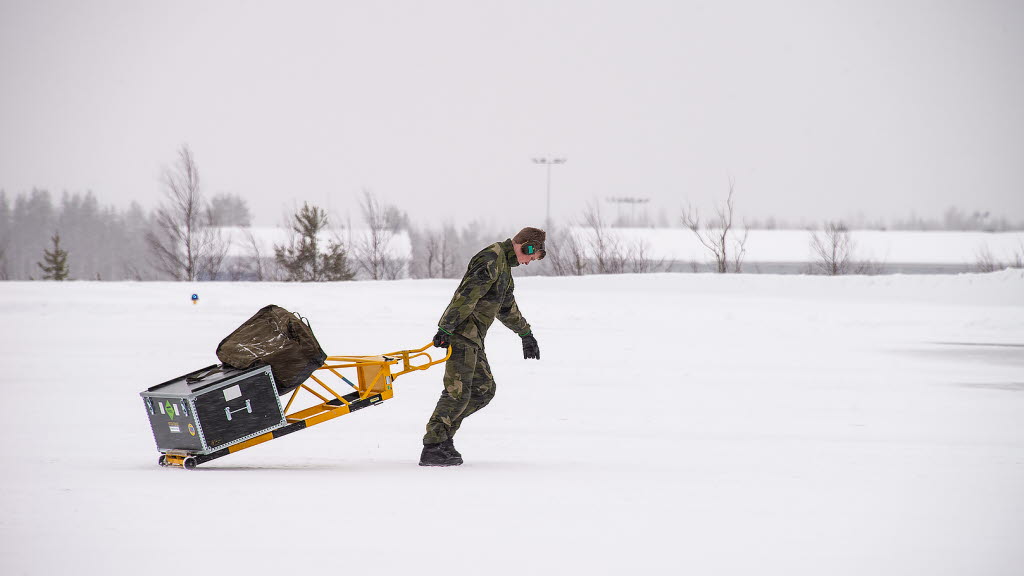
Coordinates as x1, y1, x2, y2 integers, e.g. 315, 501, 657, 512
223, 384, 242, 402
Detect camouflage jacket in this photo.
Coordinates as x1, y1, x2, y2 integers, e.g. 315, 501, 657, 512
438, 239, 531, 348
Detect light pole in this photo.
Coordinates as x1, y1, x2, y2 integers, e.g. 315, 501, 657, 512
607, 196, 651, 227
532, 156, 566, 228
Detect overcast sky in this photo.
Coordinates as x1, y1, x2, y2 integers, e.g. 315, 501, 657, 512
1, 0, 1021, 229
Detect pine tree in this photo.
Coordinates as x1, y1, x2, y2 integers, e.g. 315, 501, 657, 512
274, 202, 354, 281
37, 232, 70, 280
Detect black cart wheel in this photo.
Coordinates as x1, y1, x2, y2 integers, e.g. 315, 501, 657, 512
183, 457, 197, 470
158, 455, 168, 467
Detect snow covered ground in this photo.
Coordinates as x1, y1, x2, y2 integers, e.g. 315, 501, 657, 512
2, 271, 1023, 575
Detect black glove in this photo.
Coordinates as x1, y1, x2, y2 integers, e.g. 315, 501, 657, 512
432, 329, 450, 348
522, 333, 540, 360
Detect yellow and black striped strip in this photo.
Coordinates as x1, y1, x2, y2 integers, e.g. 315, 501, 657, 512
189, 392, 387, 466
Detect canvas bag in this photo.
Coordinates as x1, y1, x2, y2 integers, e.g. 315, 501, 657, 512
215, 305, 328, 396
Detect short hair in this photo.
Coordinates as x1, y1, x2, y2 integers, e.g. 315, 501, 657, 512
513, 227, 546, 259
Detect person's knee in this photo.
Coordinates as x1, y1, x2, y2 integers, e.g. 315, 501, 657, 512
477, 381, 496, 406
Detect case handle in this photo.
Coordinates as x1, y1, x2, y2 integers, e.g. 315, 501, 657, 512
224, 399, 253, 421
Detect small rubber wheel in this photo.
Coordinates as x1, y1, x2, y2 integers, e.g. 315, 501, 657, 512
158, 455, 168, 467
183, 457, 197, 470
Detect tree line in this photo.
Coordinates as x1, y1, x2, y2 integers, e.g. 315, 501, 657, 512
0, 185, 522, 282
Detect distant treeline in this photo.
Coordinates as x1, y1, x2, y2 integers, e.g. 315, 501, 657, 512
0, 188, 258, 280
0, 187, 510, 281
0, 185, 1020, 281
0, 189, 149, 280
743, 207, 1024, 233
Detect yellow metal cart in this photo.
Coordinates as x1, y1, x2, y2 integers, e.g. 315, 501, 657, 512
151, 343, 450, 469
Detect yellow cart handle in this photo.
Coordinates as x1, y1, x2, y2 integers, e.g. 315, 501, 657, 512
385, 342, 453, 379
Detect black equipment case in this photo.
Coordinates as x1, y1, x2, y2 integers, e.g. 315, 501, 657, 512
141, 364, 286, 455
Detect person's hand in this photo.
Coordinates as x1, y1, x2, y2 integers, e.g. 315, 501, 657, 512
522, 333, 540, 360
432, 329, 450, 348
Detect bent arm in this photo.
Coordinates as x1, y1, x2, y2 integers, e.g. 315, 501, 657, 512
497, 296, 531, 336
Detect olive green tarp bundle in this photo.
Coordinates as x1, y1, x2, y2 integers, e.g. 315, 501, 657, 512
216, 305, 328, 396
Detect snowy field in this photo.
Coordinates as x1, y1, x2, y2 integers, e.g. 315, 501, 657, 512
2, 271, 1023, 575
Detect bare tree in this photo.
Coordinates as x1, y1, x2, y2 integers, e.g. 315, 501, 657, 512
546, 210, 662, 276
354, 190, 405, 280
682, 178, 749, 273
225, 229, 270, 281
976, 242, 1024, 272
421, 233, 439, 278
244, 229, 267, 281
197, 233, 229, 280
547, 226, 588, 276
438, 224, 457, 278
1013, 245, 1024, 270
121, 261, 145, 282
1013, 243, 1024, 269
626, 239, 665, 274
146, 145, 225, 280
810, 221, 854, 275
582, 203, 626, 274
413, 223, 457, 279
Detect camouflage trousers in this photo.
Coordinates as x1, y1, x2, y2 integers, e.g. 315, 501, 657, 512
423, 335, 495, 445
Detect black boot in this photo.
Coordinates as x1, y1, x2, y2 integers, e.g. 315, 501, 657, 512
442, 439, 463, 463
419, 442, 462, 467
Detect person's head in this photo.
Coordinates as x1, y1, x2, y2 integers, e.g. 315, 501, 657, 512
512, 227, 546, 266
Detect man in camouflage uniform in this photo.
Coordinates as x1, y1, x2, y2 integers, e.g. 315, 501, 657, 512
420, 227, 546, 466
